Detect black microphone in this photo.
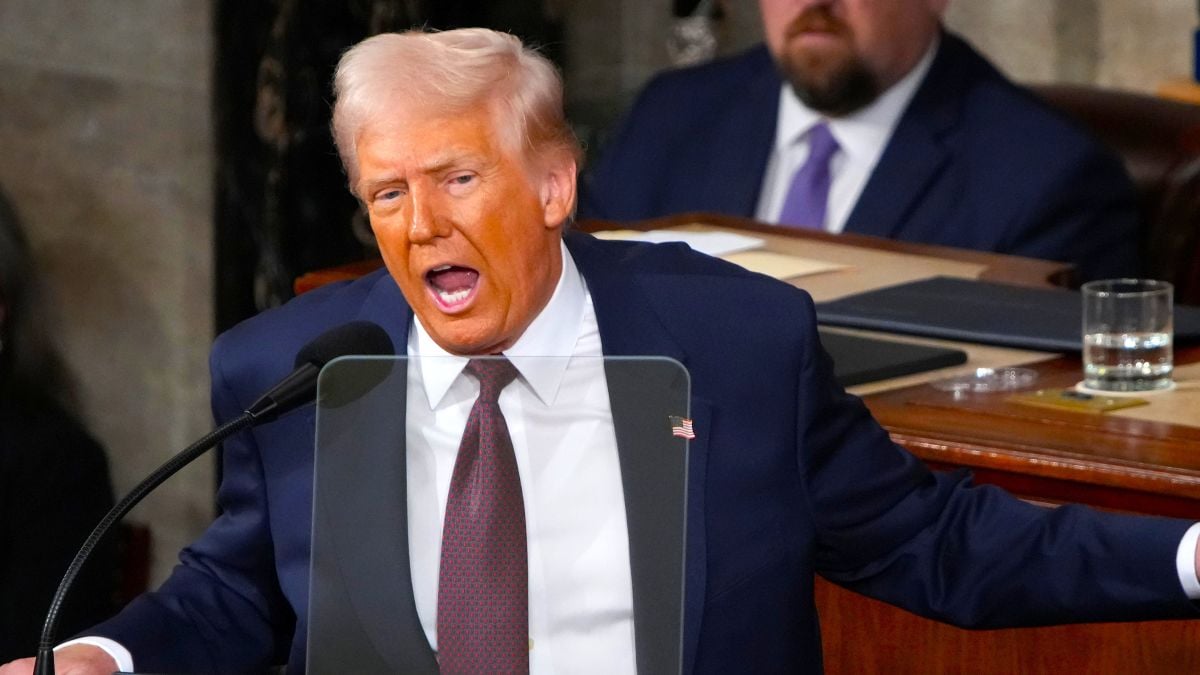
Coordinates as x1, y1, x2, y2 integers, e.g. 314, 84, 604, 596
33, 321, 394, 675
244, 321, 395, 423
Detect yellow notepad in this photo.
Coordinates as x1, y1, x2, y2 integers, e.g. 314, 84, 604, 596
721, 250, 847, 280
1007, 388, 1149, 413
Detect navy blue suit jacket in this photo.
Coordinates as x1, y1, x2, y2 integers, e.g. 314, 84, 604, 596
90, 232, 1193, 673
580, 33, 1140, 282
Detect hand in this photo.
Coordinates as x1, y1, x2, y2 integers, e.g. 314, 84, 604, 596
0, 645, 117, 675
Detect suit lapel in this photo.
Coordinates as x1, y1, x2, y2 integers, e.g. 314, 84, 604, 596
310, 351, 439, 672
308, 274, 438, 671
568, 232, 710, 674
843, 33, 961, 238
698, 47, 782, 216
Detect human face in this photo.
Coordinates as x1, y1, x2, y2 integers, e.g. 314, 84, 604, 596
758, 0, 947, 115
355, 104, 576, 355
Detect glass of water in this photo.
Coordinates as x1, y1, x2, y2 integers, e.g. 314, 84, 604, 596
1081, 278, 1174, 392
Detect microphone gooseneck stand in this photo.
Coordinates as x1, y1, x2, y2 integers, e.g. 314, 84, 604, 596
31, 319, 394, 674
32, 412, 258, 675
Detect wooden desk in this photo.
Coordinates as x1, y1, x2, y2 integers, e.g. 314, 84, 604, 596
582, 214, 1200, 673
632, 212, 1077, 290
864, 350, 1200, 518
823, 349, 1200, 675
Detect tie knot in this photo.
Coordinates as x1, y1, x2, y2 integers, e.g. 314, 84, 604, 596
806, 122, 838, 163
465, 357, 519, 403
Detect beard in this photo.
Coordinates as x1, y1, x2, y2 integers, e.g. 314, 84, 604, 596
774, 6, 882, 117
779, 54, 881, 117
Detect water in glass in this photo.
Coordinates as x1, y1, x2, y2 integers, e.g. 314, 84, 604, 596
1083, 331, 1173, 391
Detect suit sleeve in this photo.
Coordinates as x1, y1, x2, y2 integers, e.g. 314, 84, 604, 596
999, 139, 1141, 283
792, 297, 1197, 627
83, 334, 291, 674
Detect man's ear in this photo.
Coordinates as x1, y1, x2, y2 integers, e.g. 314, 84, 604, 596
540, 157, 578, 230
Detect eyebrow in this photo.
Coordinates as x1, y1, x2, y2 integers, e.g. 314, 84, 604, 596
419, 148, 483, 174
358, 149, 484, 197
359, 175, 401, 197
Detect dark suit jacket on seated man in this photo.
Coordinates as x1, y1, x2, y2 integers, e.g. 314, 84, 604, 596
6, 26, 1198, 675
579, 0, 1140, 282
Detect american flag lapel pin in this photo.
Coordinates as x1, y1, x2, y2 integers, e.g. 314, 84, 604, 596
669, 415, 696, 440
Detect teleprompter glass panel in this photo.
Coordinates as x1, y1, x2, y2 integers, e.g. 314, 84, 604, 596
309, 356, 690, 674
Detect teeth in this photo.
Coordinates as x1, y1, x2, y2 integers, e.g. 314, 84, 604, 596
431, 264, 451, 272
438, 288, 471, 304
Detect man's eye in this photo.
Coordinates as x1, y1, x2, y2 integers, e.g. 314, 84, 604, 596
376, 189, 403, 201
450, 174, 474, 186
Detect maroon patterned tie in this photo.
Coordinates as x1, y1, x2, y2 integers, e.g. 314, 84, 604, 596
437, 357, 528, 674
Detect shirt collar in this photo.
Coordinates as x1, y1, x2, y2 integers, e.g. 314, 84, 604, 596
409, 239, 586, 408
773, 33, 940, 160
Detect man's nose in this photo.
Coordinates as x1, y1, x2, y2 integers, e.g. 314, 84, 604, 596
407, 189, 448, 244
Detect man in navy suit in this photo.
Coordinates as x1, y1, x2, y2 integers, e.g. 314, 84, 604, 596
580, 0, 1140, 282
6, 27, 1196, 675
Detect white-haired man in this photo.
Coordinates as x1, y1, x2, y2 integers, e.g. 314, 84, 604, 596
4, 27, 1196, 675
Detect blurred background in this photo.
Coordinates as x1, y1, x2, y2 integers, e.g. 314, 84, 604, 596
0, 0, 1194, 587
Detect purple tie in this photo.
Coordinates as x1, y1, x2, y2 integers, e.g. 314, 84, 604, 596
437, 357, 528, 674
777, 122, 839, 229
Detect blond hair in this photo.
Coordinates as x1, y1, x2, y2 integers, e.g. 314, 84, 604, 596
332, 28, 580, 192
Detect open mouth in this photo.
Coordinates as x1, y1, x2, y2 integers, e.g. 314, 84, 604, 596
425, 264, 480, 312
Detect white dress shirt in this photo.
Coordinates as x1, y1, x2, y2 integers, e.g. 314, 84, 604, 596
755, 36, 939, 232
405, 240, 636, 674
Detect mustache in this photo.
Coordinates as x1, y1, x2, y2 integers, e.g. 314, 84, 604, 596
783, 6, 851, 40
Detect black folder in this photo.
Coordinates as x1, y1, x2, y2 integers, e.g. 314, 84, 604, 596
819, 328, 968, 387
815, 276, 1200, 352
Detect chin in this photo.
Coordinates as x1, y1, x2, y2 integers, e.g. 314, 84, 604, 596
786, 57, 880, 116
428, 324, 506, 356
